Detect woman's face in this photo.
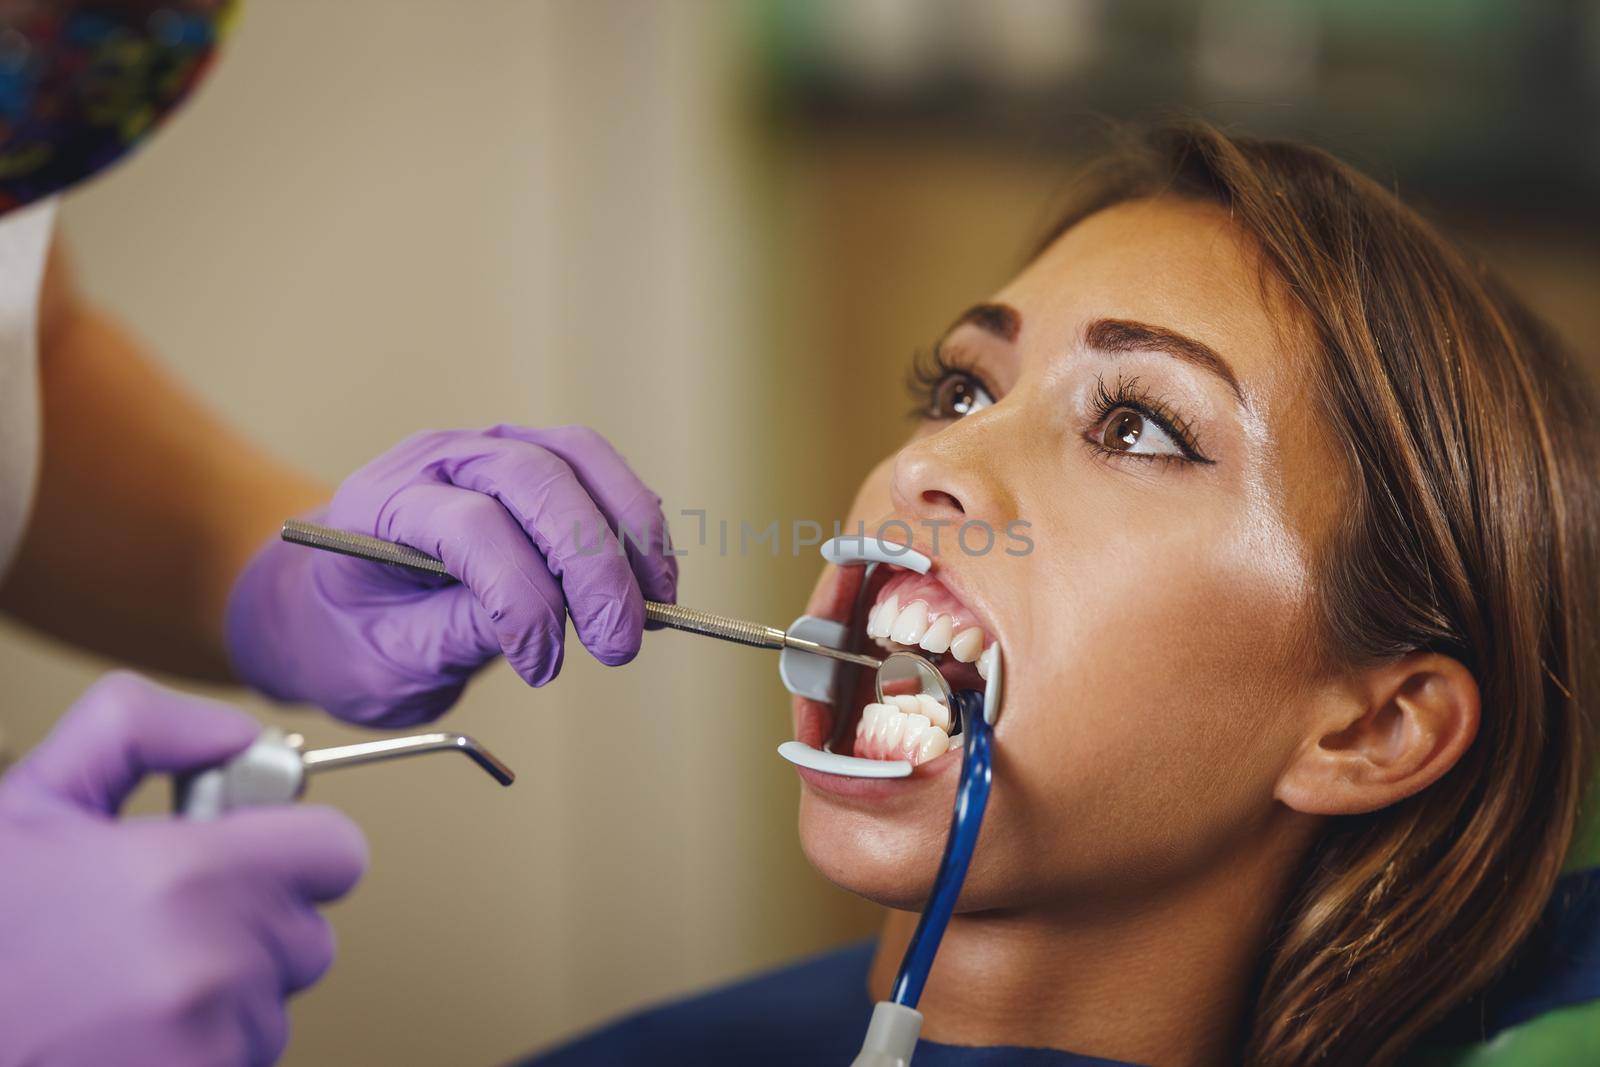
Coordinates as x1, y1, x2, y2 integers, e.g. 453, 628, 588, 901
793, 197, 1345, 913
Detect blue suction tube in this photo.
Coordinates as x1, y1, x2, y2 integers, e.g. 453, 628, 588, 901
890, 688, 994, 1009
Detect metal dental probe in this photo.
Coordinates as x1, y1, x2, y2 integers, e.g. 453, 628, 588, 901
280, 518, 888, 672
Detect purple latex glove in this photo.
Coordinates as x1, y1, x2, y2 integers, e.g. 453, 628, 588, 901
0, 672, 367, 1067
226, 425, 678, 726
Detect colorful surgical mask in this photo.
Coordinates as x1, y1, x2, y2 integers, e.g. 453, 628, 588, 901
0, 0, 238, 212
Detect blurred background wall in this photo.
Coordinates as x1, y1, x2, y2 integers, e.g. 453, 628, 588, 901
0, 1, 1595, 1064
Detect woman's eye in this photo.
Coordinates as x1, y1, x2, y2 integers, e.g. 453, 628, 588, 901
931, 373, 993, 419
1097, 408, 1185, 457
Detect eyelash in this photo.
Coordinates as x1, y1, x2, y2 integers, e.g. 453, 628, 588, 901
1087, 374, 1212, 465
905, 345, 993, 420
905, 350, 1213, 466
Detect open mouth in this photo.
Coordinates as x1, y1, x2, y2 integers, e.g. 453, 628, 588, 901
844, 565, 998, 764
783, 537, 1001, 779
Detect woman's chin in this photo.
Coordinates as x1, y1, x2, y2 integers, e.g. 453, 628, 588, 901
797, 794, 949, 910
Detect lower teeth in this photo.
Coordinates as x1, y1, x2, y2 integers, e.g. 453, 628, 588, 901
854, 695, 956, 766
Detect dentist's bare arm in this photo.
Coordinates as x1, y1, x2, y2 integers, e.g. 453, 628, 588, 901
0, 238, 328, 680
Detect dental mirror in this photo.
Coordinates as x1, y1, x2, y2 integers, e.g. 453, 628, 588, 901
874, 650, 954, 708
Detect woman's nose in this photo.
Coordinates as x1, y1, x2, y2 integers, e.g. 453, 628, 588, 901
889, 418, 1012, 525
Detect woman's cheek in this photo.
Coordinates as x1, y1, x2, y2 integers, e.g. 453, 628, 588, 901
846, 461, 896, 526
982, 542, 1306, 894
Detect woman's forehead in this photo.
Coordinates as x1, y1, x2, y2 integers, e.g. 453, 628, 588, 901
991, 198, 1297, 397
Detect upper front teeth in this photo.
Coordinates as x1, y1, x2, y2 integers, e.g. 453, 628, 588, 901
867, 596, 990, 661
890, 600, 929, 645
868, 594, 900, 640
920, 614, 953, 653
948, 625, 985, 662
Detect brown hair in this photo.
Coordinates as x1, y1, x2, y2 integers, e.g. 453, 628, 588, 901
1037, 121, 1600, 1065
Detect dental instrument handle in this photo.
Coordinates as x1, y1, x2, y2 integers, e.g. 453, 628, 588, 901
281, 518, 451, 578
280, 519, 884, 671
642, 599, 787, 649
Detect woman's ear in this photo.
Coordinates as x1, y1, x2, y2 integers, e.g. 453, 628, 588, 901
1275, 652, 1479, 815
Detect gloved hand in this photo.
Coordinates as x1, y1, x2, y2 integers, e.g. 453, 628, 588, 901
226, 424, 678, 726
0, 672, 367, 1067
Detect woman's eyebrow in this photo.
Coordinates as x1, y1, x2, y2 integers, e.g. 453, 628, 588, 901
946, 302, 1022, 343
1085, 318, 1245, 404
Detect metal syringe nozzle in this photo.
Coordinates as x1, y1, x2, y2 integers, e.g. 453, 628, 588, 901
300, 732, 515, 786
